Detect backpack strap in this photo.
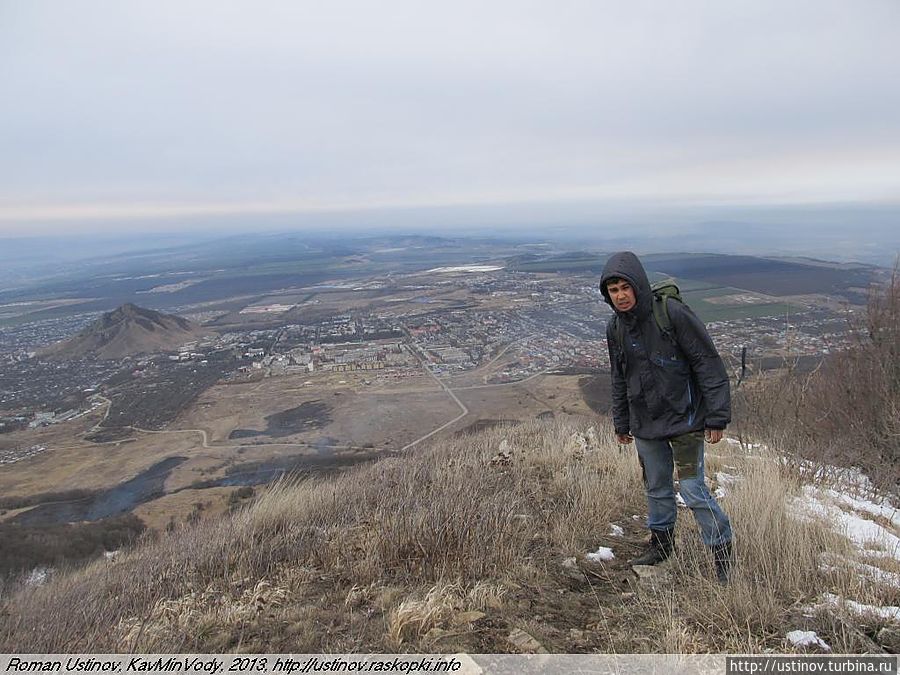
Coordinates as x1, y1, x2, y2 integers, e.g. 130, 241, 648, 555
651, 293, 673, 337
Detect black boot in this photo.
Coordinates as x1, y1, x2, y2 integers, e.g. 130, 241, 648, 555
712, 540, 734, 583
630, 528, 675, 566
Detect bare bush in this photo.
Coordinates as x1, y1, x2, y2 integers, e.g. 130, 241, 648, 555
736, 261, 900, 493
0, 514, 145, 580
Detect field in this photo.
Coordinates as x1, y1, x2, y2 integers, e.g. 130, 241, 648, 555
0, 359, 610, 535
642, 253, 874, 298
0, 409, 199, 503
679, 287, 797, 322
178, 370, 458, 447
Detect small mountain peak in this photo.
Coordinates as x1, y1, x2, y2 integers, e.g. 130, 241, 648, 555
111, 303, 156, 319
40, 303, 205, 360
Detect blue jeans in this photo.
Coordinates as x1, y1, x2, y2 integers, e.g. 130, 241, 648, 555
635, 431, 732, 547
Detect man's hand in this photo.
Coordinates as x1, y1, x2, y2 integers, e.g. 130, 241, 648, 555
616, 433, 634, 445
705, 429, 724, 444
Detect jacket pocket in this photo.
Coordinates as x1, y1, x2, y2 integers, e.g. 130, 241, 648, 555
651, 353, 691, 416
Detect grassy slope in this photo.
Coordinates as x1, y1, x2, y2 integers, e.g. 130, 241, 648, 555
1, 417, 896, 653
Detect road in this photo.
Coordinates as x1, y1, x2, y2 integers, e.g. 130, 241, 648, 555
400, 338, 470, 452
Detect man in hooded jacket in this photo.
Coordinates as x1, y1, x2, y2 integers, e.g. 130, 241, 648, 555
600, 251, 734, 582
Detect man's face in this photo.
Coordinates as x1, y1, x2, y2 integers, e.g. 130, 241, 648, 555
606, 279, 636, 312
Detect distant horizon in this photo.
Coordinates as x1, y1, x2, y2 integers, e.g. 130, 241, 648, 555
0, 196, 898, 267
0, 208, 897, 271
3, 2, 899, 246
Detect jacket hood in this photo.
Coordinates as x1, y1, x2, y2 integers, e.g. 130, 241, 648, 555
600, 251, 652, 318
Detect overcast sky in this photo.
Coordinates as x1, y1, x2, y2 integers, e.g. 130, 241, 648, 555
1, 0, 899, 237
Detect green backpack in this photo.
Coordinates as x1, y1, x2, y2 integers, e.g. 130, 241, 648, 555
613, 279, 684, 356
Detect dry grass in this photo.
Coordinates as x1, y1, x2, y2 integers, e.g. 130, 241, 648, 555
0, 416, 895, 653
734, 261, 900, 495
629, 442, 899, 653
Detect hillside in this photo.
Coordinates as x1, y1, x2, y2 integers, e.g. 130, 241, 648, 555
2, 417, 898, 654
39, 303, 207, 360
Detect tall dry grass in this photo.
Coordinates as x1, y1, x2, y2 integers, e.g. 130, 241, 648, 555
1, 415, 893, 653
0, 417, 640, 652
627, 438, 900, 654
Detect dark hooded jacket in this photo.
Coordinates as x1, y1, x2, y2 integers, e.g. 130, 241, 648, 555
600, 251, 731, 440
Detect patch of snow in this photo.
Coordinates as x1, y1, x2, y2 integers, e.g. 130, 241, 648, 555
104, 550, 120, 560
587, 546, 615, 562
730, 439, 766, 450
675, 492, 686, 508
819, 552, 900, 589
791, 459, 875, 491
786, 630, 830, 651
822, 488, 900, 529
632, 514, 642, 521
791, 486, 900, 557
609, 524, 625, 537
821, 593, 900, 622
832, 466, 876, 491
716, 472, 740, 485
715, 487, 727, 499
26, 567, 49, 586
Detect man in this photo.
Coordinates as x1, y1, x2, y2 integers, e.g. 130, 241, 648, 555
600, 251, 734, 582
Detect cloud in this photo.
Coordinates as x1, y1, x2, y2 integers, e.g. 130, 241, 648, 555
1, 0, 899, 233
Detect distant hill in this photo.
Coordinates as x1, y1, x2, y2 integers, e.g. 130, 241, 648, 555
506, 251, 607, 272
40, 303, 207, 360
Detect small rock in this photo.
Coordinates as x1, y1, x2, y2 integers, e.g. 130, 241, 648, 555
508, 628, 548, 654
424, 627, 448, 641
569, 432, 588, 459
561, 557, 585, 582
499, 439, 510, 453
632, 564, 672, 585
570, 432, 588, 450
451, 611, 486, 626
484, 595, 504, 610
877, 625, 900, 652
490, 451, 512, 466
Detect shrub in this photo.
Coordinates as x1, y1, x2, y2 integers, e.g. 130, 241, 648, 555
735, 262, 900, 493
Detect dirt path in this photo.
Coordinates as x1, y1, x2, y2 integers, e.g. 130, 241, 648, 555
400, 345, 470, 452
